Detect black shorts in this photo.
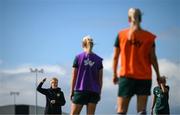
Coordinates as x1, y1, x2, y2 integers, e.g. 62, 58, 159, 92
118, 77, 152, 97
72, 91, 100, 105
155, 107, 170, 114
155, 105, 170, 114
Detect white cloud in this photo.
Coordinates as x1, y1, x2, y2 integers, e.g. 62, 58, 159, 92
159, 59, 180, 78
102, 57, 180, 113
158, 59, 180, 111
0, 64, 68, 108
1, 67, 29, 75
103, 57, 180, 88
0, 65, 66, 76
103, 57, 112, 72
103, 55, 121, 72
0, 59, 180, 113
37, 65, 66, 76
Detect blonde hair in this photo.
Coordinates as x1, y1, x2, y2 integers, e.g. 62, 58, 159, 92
51, 77, 58, 82
82, 35, 93, 48
128, 8, 142, 24
128, 8, 142, 40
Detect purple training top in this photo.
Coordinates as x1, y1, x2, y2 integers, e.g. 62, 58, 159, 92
73, 52, 103, 94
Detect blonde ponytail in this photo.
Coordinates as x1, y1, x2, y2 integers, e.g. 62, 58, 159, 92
128, 8, 142, 24
128, 8, 142, 40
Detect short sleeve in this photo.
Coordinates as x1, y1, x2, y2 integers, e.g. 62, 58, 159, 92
114, 34, 119, 47
72, 56, 78, 68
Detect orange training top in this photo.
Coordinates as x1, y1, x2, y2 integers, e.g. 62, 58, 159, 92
118, 28, 156, 80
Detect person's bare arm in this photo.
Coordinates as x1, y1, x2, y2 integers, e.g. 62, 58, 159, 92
160, 80, 169, 93
70, 68, 78, 100
150, 43, 161, 83
112, 47, 120, 84
99, 69, 103, 95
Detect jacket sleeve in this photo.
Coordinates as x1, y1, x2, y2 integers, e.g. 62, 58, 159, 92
56, 91, 66, 106
36, 82, 48, 95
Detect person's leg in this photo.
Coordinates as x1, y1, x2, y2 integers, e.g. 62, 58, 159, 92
117, 77, 134, 114
137, 95, 148, 114
87, 103, 97, 115
71, 91, 87, 115
86, 91, 100, 115
117, 96, 131, 114
135, 79, 151, 115
70, 103, 83, 115
156, 106, 170, 115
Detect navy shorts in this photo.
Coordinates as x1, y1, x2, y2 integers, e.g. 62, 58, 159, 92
118, 77, 152, 97
72, 91, 100, 105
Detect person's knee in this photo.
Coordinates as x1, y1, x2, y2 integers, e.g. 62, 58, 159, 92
70, 109, 78, 115
117, 97, 130, 114
70, 109, 81, 115
70, 104, 82, 115
87, 103, 96, 114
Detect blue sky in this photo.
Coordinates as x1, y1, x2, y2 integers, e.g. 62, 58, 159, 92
1, 0, 179, 67
0, 0, 180, 114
